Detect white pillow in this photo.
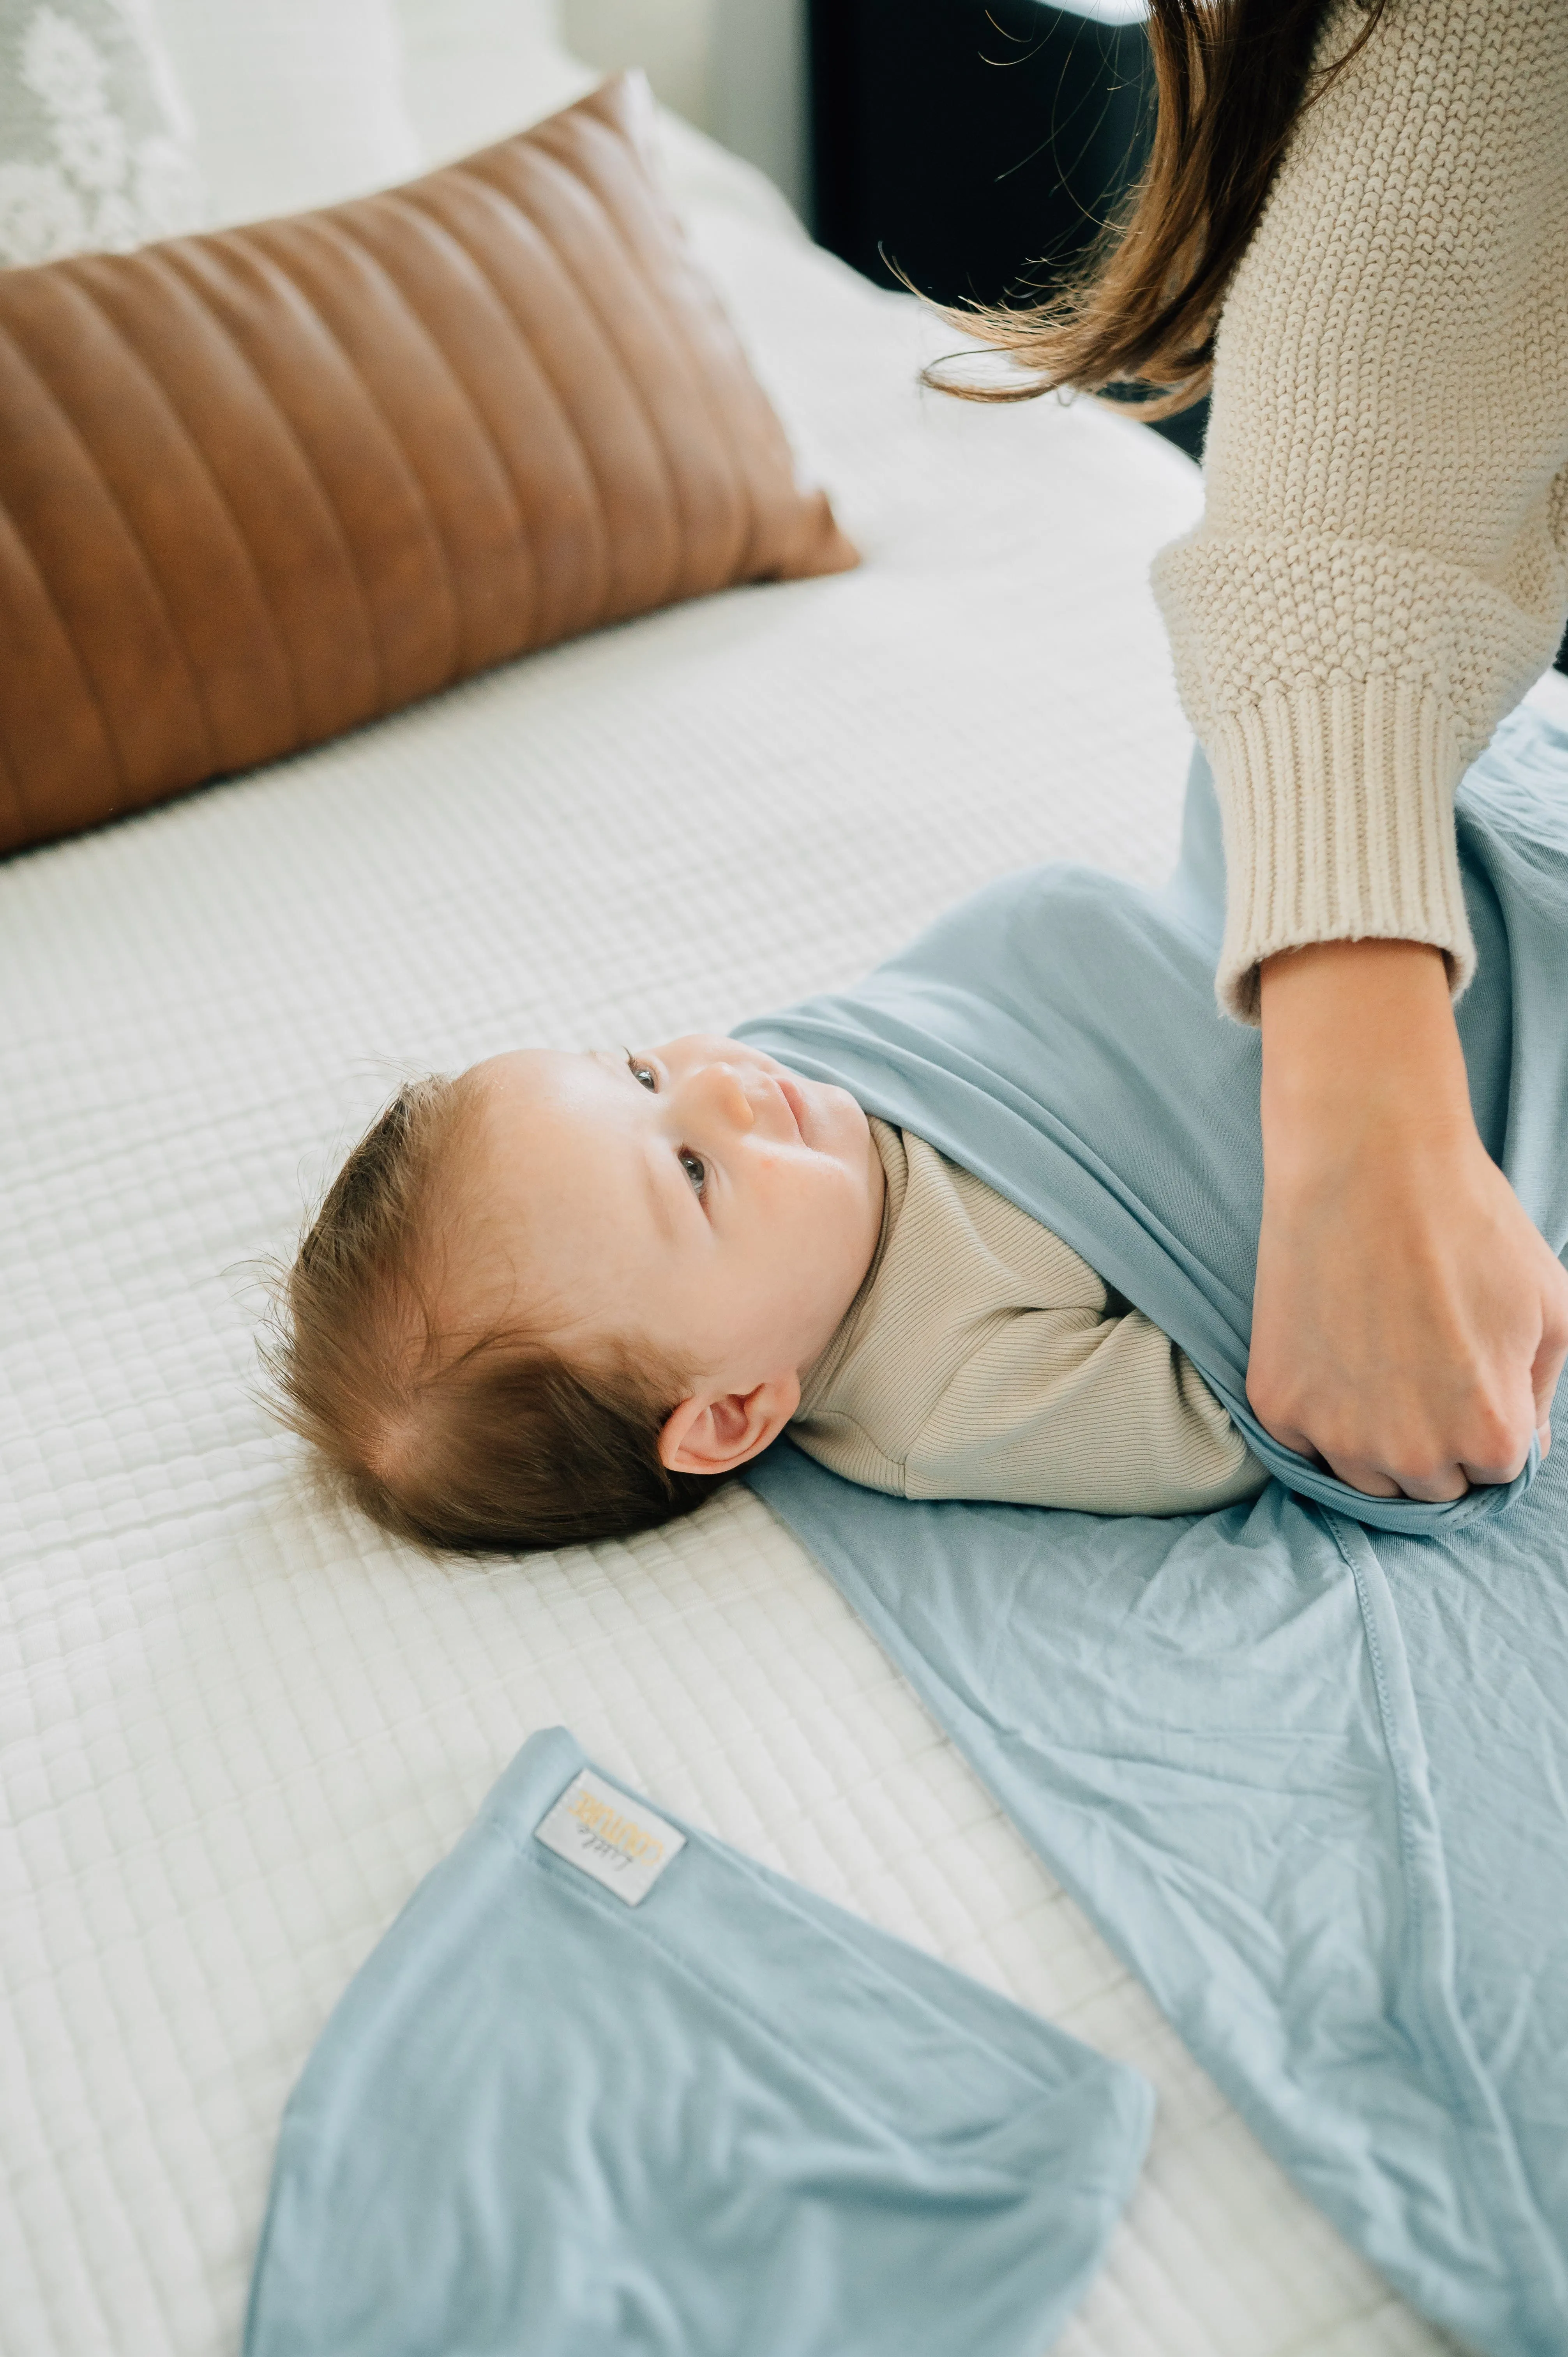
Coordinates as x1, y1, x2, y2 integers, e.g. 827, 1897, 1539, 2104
148, 0, 422, 225
0, 0, 205, 264
392, 0, 594, 166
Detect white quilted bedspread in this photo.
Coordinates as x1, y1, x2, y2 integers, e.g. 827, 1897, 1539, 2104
0, 194, 1458, 2354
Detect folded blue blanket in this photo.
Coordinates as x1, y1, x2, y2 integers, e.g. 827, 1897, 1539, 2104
245, 1728, 1152, 2357
741, 705, 1568, 2356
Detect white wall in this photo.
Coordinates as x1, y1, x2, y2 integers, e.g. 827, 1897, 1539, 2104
706, 0, 805, 216
562, 0, 807, 213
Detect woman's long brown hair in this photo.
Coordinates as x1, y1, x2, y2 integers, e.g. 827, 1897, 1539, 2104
928, 0, 1388, 417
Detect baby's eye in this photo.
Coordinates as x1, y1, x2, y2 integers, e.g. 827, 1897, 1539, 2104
678, 1148, 706, 1198
626, 1054, 657, 1092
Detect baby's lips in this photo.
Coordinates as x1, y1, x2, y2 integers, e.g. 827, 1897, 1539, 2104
773, 1075, 807, 1141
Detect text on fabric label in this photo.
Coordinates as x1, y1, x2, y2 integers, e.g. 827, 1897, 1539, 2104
533, 1769, 686, 1906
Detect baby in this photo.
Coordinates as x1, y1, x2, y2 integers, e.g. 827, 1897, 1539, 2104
271, 1034, 1265, 1551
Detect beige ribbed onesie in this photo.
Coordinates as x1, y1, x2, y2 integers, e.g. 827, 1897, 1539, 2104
1153, 0, 1568, 1021
791, 1121, 1265, 1515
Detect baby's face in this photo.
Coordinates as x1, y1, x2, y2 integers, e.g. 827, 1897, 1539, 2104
460, 1035, 886, 1408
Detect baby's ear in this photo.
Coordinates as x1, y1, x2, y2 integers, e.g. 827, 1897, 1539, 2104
659, 1376, 800, 1478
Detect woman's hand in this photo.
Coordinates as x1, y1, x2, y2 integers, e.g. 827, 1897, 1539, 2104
1249, 939, 1568, 1500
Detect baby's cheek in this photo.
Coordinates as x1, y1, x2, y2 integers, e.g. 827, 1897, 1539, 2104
751, 1151, 822, 1237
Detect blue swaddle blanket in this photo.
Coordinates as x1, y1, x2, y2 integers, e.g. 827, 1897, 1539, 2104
245, 1728, 1153, 2357
740, 704, 1568, 2356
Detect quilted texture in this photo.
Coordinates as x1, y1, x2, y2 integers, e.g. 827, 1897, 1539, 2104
0, 71, 855, 855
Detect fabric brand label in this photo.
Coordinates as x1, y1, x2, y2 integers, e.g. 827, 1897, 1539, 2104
533, 1769, 686, 1906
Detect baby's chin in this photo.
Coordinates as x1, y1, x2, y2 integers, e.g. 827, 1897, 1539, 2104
832, 1080, 873, 1153
809, 1080, 886, 1244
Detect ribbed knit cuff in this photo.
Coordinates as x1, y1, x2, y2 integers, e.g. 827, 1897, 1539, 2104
1208, 677, 1476, 1024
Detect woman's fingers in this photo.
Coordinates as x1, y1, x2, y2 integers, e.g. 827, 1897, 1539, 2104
1250, 1150, 1563, 1498
1250, 1202, 1556, 1497
1320, 1456, 1411, 1501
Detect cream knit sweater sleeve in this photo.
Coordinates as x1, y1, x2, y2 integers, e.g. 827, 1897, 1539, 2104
1152, 0, 1568, 1021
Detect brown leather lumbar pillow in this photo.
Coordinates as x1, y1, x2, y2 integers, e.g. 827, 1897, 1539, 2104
0, 73, 857, 856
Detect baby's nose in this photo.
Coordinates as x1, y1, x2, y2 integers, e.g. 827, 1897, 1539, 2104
719, 1063, 758, 1128
696, 1059, 756, 1129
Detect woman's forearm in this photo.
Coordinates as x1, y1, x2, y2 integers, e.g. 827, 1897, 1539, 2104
1250, 938, 1568, 1498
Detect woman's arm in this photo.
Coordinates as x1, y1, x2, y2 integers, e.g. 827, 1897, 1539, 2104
1152, 0, 1568, 1491
1250, 938, 1568, 1497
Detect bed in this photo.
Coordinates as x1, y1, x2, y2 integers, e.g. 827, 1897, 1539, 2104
0, 9, 1503, 2351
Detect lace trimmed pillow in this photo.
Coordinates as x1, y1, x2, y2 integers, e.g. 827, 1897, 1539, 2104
0, 73, 857, 855
0, 0, 205, 265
